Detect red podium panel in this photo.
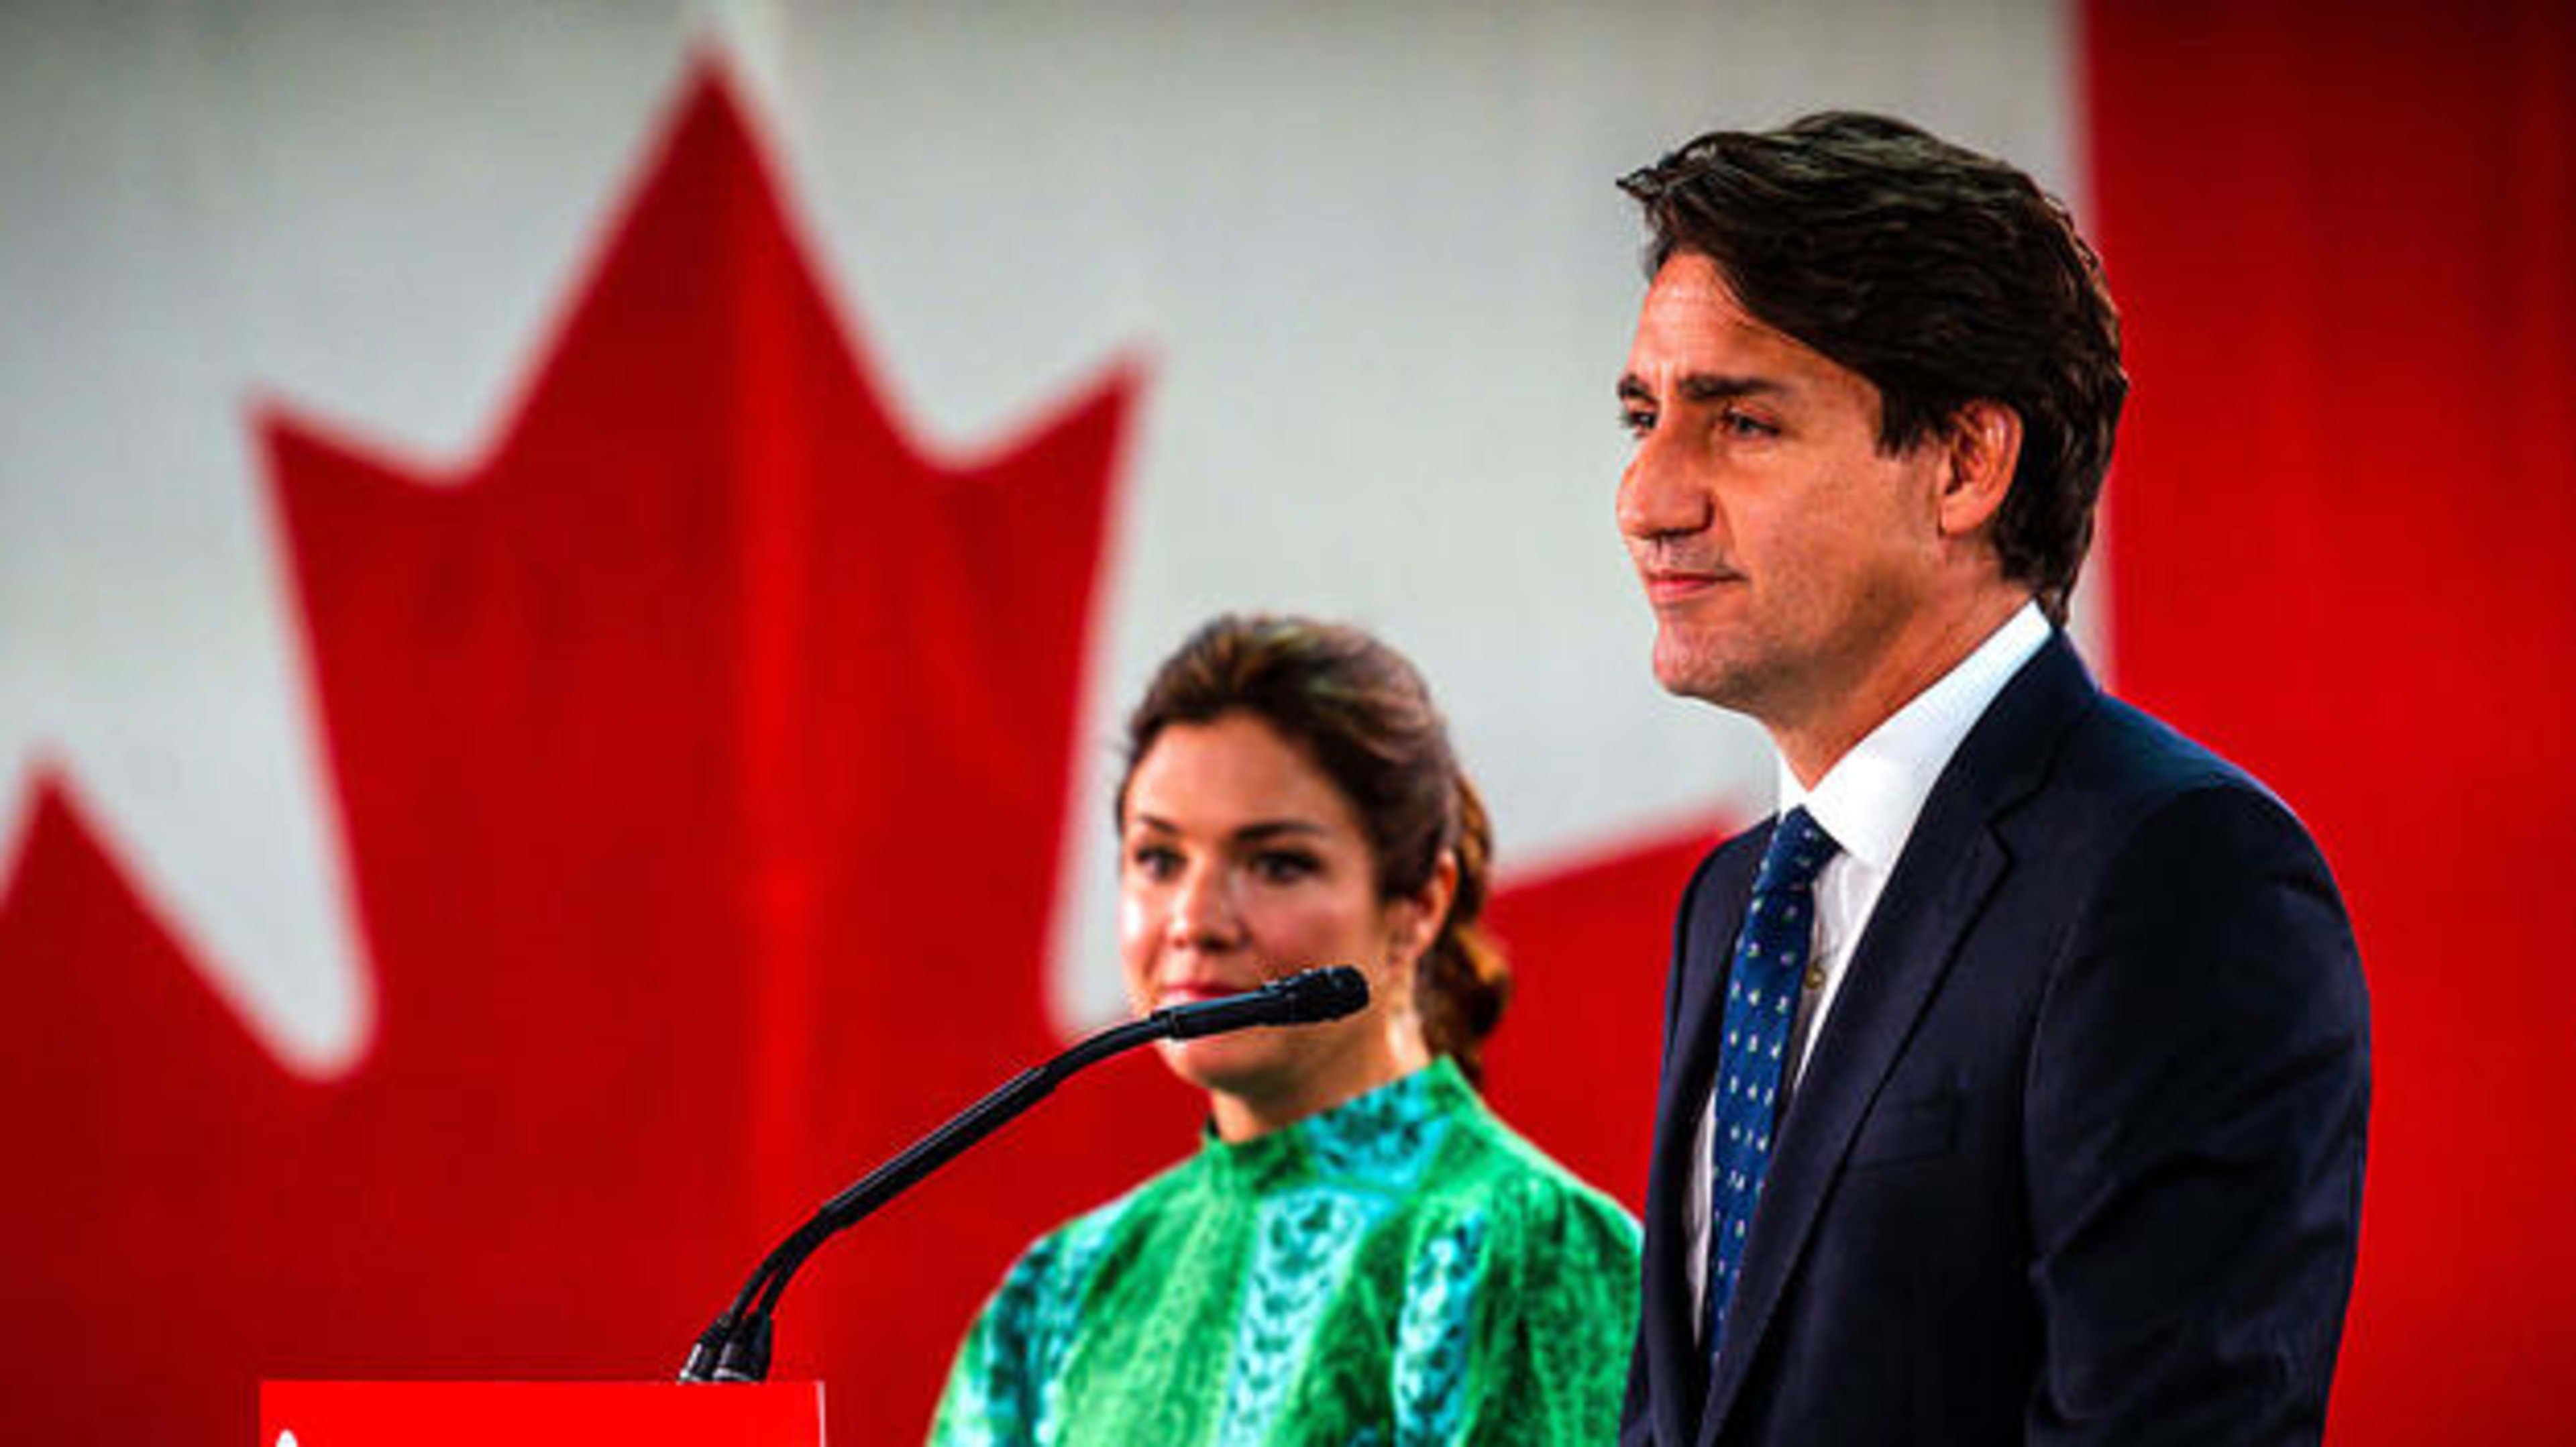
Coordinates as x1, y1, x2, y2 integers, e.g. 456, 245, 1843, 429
259, 1381, 825, 1446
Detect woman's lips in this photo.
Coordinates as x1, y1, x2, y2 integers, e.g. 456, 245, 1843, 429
1157, 978, 1252, 1007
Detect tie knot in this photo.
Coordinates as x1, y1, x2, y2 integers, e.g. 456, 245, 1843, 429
1754, 806, 1839, 896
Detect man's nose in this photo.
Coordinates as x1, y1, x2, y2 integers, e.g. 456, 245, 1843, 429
1617, 427, 1713, 541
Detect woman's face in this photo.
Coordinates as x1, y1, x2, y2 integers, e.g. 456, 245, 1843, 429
1118, 712, 1438, 1140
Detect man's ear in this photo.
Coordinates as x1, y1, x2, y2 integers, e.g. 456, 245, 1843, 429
1935, 400, 2023, 539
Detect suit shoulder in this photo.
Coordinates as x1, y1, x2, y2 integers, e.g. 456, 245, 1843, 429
2049, 696, 2322, 858
2031, 699, 2360, 1020
1993, 694, 2353, 965
2064, 694, 2257, 798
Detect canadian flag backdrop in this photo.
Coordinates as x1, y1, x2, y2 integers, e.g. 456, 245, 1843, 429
1, 2, 2566, 1443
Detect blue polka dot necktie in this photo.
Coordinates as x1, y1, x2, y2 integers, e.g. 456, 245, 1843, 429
1704, 805, 1839, 1356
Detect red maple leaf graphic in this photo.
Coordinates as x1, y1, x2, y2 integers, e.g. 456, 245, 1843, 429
3, 66, 1198, 1446
0, 60, 1704, 1447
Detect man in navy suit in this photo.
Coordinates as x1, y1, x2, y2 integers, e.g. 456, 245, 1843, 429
1611, 113, 2367, 1445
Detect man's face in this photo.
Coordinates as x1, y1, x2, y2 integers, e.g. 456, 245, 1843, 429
1616, 252, 1949, 731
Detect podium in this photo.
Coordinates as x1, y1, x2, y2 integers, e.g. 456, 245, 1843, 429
259, 1381, 825, 1446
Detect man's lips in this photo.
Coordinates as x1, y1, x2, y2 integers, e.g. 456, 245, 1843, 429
1640, 566, 1741, 604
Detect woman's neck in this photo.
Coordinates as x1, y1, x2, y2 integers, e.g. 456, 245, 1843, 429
1209, 1028, 1431, 1142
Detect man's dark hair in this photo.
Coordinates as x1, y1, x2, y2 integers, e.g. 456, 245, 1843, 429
1619, 111, 2127, 624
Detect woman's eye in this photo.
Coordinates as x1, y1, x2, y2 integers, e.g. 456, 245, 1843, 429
1249, 850, 1320, 884
1127, 844, 1183, 881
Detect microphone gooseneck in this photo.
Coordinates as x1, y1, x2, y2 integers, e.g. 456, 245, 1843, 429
679, 964, 1370, 1383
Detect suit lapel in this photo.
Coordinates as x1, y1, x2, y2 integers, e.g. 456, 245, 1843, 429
1695, 633, 2100, 1444
1642, 831, 1762, 1447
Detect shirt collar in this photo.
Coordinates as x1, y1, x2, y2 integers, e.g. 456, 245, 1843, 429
1776, 600, 2051, 872
1200, 1056, 1471, 1194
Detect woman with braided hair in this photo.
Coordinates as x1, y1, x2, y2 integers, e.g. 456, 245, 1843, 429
932, 614, 1638, 1444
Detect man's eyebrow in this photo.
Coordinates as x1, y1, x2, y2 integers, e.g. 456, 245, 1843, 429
1682, 373, 1790, 403
1617, 372, 1790, 405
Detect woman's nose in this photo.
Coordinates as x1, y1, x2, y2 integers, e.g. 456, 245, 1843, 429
1168, 863, 1242, 949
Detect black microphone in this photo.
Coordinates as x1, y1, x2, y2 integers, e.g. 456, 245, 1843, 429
1153, 965, 1371, 1038
680, 965, 1371, 1383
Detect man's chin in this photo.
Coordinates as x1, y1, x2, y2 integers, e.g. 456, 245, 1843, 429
1652, 637, 1749, 708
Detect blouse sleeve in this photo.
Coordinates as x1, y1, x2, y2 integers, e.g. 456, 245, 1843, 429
1391, 1175, 1642, 1445
927, 1232, 1069, 1447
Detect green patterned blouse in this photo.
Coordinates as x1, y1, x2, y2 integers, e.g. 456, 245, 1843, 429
928, 1057, 1640, 1446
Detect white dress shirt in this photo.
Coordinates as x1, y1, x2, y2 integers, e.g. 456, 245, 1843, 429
1684, 601, 2052, 1334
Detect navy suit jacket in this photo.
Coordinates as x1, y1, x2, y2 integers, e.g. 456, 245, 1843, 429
1621, 631, 2368, 1446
